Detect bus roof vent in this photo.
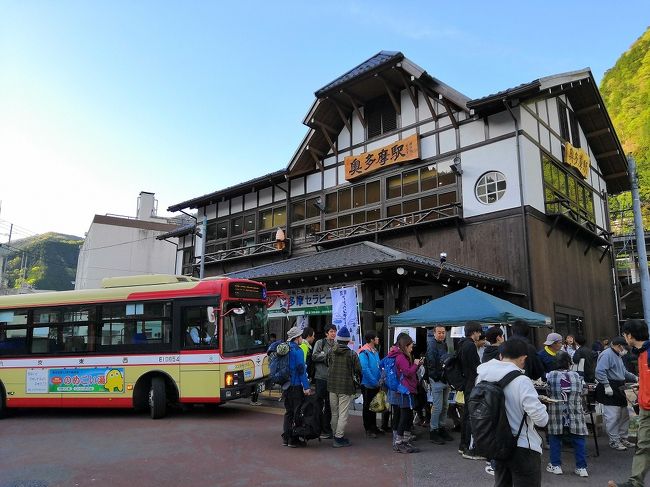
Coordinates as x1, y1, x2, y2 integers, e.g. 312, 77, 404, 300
101, 274, 199, 288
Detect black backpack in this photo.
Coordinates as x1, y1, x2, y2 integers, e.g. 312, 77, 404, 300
292, 395, 322, 441
441, 351, 465, 391
467, 370, 527, 461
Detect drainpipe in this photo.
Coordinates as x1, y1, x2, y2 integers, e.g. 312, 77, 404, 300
628, 154, 650, 334
503, 99, 534, 311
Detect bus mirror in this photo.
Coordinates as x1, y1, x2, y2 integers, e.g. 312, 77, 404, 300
207, 307, 216, 323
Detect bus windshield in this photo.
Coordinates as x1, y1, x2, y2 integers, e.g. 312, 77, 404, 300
222, 301, 268, 354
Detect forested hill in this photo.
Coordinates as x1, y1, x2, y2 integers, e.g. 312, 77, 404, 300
600, 27, 650, 229
2, 232, 83, 291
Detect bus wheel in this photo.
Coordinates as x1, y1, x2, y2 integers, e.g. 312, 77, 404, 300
148, 377, 166, 419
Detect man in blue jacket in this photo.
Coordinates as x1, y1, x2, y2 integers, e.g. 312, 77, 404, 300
282, 326, 312, 448
358, 330, 383, 438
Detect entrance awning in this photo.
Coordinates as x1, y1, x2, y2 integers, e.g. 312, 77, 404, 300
388, 286, 551, 327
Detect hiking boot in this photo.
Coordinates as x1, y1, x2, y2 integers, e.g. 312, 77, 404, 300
332, 437, 351, 448
546, 464, 563, 475
403, 431, 417, 442
429, 429, 445, 445
485, 465, 494, 476
374, 428, 386, 435
394, 442, 412, 454
620, 438, 635, 448
320, 432, 333, 439
574, 468, 588, 478
365, 431, 377, 439
461, 449, 486, 460
438, 428, 453, 442
609, 441, 627, 451
405, 441, 420, 453
287, 439, 306, 448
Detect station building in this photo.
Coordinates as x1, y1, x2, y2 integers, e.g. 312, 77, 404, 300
165, 51, 629, 346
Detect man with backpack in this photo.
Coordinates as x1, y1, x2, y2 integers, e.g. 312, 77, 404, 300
281, 326, 312, 448
426, 325, 453, 445
300, 327, 316, 381
458, 321, 483, 459
358, 330, 383, 438
473, 338, 549, 486
327, 325, 362, 447
312, 324, 337, 439
510, 320, 545, 381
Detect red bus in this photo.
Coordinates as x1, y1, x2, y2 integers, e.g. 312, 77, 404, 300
0, 274, 279, 418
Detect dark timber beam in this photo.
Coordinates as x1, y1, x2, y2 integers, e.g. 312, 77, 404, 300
413, 79, 437, 120
312, 119, 338, 136
330, 98, 352, 134
576, 104, 600, 116
595, 150, 619, 159
341, 90, 367, 128
306, 147, 324, 171
377, 74, 401, 115
397, 70, 418, 108
440, 96, 459, 129
605, 170, 628, 180
320, 126, 337, 158
586, 127, 611, 139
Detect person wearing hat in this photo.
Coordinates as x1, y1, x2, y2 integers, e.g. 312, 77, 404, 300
596, 336, 638, 451
327, 325, 361, 448
282, 325, 312, 448
538, 332, 563, 375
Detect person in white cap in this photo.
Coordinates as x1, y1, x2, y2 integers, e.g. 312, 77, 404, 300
282, 325, 312, 448
538, 332, 563, 375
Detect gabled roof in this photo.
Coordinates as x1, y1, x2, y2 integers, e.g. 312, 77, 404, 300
288, 51, 471, 177
468, 69, 629, 194
225, 241, 507, 287
167, 169, 286, 212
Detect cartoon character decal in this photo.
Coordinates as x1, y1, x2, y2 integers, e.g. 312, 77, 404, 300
104, 368, 124, 392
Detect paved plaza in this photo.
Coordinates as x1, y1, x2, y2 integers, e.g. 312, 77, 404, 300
0, 393, 639, 487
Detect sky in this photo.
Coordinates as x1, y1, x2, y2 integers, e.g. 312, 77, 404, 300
0, 1, 648, 242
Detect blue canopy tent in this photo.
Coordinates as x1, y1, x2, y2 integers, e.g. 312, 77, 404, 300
388, 286, 551, 327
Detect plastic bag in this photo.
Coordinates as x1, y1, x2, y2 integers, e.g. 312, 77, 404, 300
369, 390, 388, 413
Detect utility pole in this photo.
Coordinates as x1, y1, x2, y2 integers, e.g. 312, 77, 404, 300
0, 223, 13, 291
628, 154, 650, 334
199, 216, 207, 279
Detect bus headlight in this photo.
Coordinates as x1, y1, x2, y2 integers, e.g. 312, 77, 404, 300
225, 371, 242, 387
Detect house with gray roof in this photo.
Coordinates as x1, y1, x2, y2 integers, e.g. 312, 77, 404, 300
166, 51, 627, 344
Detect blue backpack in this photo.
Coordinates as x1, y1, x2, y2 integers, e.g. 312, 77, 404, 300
379, 356, 410, 394
268, 341, 291, 386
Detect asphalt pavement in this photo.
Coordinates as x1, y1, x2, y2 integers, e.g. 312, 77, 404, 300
0, 392, 639, 487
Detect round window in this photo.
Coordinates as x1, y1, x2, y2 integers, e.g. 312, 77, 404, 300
475, 171, 506, 204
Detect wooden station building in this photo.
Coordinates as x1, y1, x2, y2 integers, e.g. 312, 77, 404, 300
165, 51, 629, 346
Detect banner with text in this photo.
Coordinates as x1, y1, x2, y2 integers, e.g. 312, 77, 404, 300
330, 285, 361, 350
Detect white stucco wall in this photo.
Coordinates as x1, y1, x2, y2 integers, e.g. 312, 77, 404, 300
460, 137, 520, 218
75, 223, 178, 290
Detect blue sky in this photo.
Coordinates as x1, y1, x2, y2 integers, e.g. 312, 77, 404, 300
0, 1, 648, 240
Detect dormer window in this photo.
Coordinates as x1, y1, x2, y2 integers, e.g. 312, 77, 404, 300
366, 96, 397, 139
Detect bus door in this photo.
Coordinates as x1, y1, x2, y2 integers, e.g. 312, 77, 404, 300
177, 299, 220, 402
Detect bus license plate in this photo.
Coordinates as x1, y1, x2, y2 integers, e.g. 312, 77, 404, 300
256, 383, 265, 393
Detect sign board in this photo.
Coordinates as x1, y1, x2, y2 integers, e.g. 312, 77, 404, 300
268, 285, 333, 316
564, 142, 590, 179
344, 134, 419, 181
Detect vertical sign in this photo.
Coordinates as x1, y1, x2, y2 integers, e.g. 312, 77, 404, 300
330, 286, 361, 350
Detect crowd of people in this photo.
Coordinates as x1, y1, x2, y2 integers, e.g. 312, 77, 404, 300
275, 318, 650, 487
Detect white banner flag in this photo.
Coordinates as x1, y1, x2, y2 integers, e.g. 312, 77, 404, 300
330, 286, 360, 350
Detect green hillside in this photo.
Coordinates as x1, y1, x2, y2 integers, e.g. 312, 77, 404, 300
2, 232, 83, 291
600, 27, 650, 231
